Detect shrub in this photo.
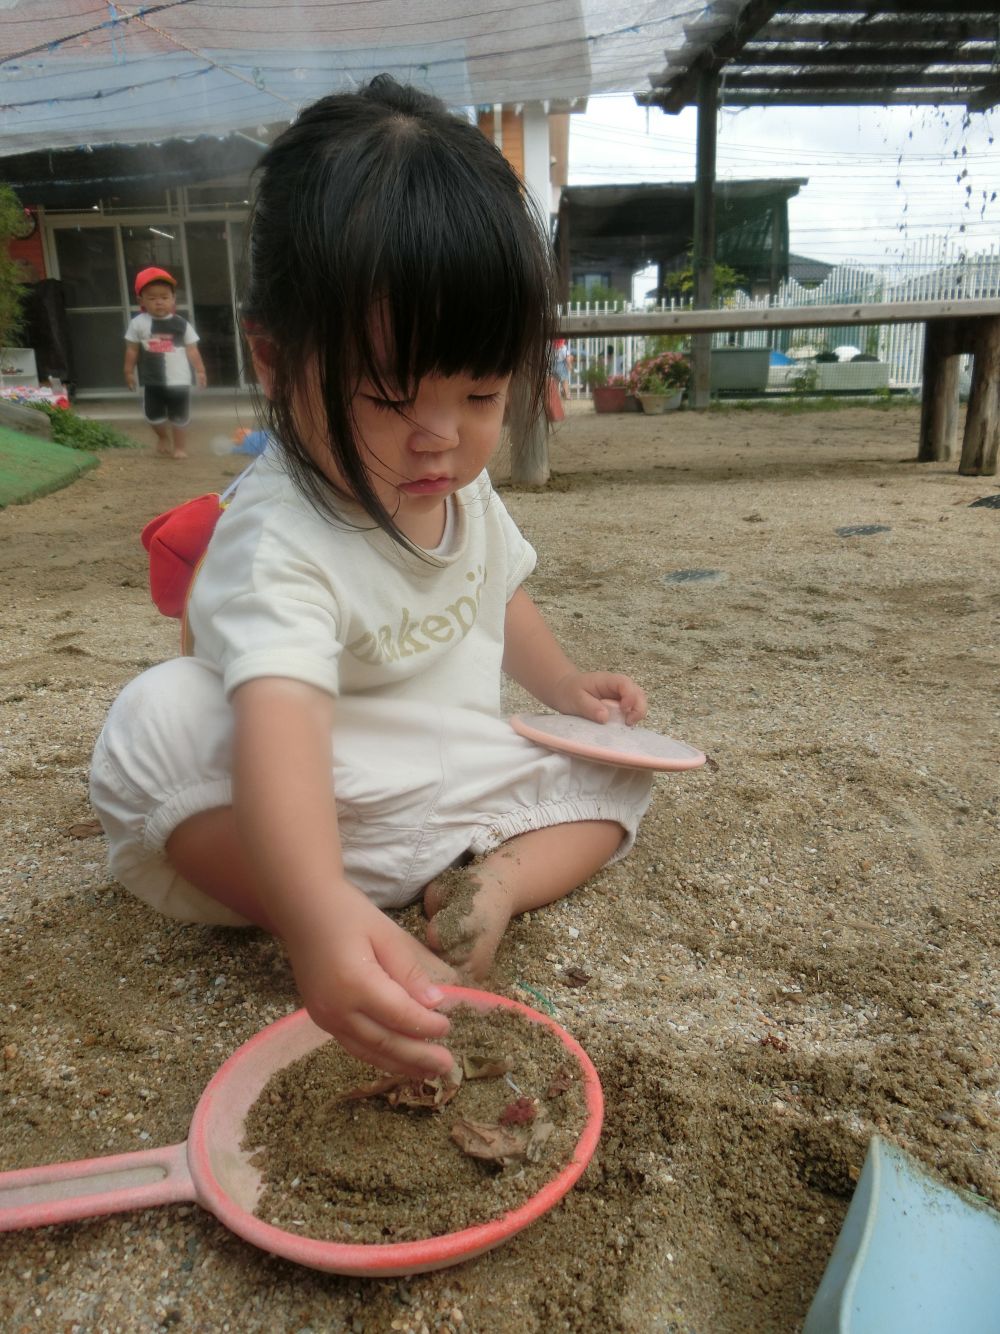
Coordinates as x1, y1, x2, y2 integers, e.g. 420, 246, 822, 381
628, 351, 691, 394
582, 362, 610, 389
30, 402, 140, 451
0, 185, 28, 353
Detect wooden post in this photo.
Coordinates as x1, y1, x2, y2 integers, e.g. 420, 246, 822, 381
917, 319, 959, 462
959, 315, 1000, 476
690, 71, 718, 411
773, 201, 789, 301
507, 373, 550, 486
556, 193, 570, 304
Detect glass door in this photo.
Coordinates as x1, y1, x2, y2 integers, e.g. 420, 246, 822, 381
51, 217, 246, 391
52, 226, 126, 391
185, 220, 239, 387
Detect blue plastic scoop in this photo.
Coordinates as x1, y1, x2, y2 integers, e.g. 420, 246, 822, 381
804, 1135, 1000, 1334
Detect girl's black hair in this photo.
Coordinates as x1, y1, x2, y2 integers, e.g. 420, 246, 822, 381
243, 75, 557, 549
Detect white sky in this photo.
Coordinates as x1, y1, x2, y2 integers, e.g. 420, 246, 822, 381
568, 95, 999, 279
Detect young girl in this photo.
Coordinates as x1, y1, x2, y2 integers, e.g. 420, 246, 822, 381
90, 77, 653, 1081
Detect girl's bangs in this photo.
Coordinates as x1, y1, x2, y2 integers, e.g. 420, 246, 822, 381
340, 171, 550, 394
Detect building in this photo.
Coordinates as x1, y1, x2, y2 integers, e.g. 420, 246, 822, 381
555, 179, 807, 303
2, 102, 576, 396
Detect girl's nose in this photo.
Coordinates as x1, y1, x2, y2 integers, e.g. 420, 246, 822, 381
409, 403, 460, 451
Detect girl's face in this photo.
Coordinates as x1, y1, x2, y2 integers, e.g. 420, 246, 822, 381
348, 371, 510, 546
271, 359, 507, 547
248, 333, 511, 549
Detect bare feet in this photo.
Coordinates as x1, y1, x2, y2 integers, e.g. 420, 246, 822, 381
171, 450, 188, 460
425, 822, 624, 982
424, 861, 512, 981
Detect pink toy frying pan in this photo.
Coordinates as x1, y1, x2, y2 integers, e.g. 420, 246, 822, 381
511, 703, 706, 772
0, 987, 602, 1277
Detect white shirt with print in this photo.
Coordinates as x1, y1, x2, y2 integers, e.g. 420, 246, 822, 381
185, 450, 536, 717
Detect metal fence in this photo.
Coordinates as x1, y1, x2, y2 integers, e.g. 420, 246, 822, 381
561, 235, 1000, 393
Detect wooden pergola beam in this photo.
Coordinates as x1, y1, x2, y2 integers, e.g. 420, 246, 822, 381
967, 74, 1000, 113
720, 68, 987, 92
643, 1, 1000, 113
642, 0, 785, 112
757, 18, 1000, 42
788, 0, 1000, 13
736, 44, 997, 68
721, 90, 974, 106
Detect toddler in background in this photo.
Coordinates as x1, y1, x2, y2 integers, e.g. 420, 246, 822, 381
124, 267, 207, 459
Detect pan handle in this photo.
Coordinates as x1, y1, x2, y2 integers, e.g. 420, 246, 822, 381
0, 1140, 194, 1231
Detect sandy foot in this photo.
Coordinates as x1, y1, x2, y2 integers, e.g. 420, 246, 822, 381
424, 863, 512, 981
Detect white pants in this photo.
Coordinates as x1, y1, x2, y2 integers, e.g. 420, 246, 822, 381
90, 658, 654, 925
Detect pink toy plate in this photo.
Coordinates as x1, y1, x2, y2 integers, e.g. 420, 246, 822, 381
510, 704, 706, 771
0, 987, 602, 1278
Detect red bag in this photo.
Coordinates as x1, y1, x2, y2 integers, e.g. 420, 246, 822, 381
140, 493, 224, 621
545, 376, 565, 422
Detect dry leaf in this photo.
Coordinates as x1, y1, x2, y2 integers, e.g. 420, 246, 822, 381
66, 819, 104, 839
451, 1111, 554, 1167
759, 1034, 789, 1053
338, 1075, 408, 1103
340, 1063, 463, 1109
450, 1116, 531, 1166
560, 967, 591, 988
461, 1052, 514, 1080
546, 1064, 575, 1097
525, 1113, 554, 1162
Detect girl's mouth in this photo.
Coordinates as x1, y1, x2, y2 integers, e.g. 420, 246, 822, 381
399, 477, 454, 496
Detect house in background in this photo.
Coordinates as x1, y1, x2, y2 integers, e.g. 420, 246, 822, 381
787, 252, 834, 290
555, 178, 807, 304
1, 99, 582, 397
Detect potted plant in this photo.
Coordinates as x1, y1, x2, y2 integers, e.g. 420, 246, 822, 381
583, 363, 628, 413
628, 351, 691, 413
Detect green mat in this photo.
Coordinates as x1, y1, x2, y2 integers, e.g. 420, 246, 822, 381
0, 425, 98, 508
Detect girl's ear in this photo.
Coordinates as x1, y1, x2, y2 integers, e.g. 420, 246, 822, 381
245, 333, 275, 397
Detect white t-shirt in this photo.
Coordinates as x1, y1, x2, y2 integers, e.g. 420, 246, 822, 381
185, 450, 536, 716
124, 312, 199, 387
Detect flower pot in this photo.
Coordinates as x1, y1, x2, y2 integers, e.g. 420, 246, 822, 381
637, 391, 683, 414
623, 393, 642, 413
591, 384, 627, 413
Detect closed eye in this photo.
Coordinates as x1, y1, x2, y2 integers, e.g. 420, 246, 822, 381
469, 392, 502, 408
363, 394, 414, 413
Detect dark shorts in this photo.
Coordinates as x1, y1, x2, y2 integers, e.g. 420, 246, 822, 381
144, 385, 190, 426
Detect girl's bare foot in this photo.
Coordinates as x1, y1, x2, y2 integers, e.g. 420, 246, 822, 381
171, 450, 188, 460
424, 863, 512, 981
425, 822, 623, 981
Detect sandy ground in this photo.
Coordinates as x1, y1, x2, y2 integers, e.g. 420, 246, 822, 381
0, 398, 997, 1333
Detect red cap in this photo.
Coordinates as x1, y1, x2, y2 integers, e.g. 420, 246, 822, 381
134, 266, 177, 299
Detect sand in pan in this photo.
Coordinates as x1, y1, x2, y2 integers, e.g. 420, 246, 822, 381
0, 400, 997, 1332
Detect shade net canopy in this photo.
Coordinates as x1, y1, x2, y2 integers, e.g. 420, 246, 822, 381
0, 0, 701, 154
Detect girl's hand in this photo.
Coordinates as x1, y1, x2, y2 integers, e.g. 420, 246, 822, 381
288, 886, 458, 1079
549, 670, 648, 726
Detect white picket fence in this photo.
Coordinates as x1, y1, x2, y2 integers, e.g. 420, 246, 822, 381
563, 235, 1000, 393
